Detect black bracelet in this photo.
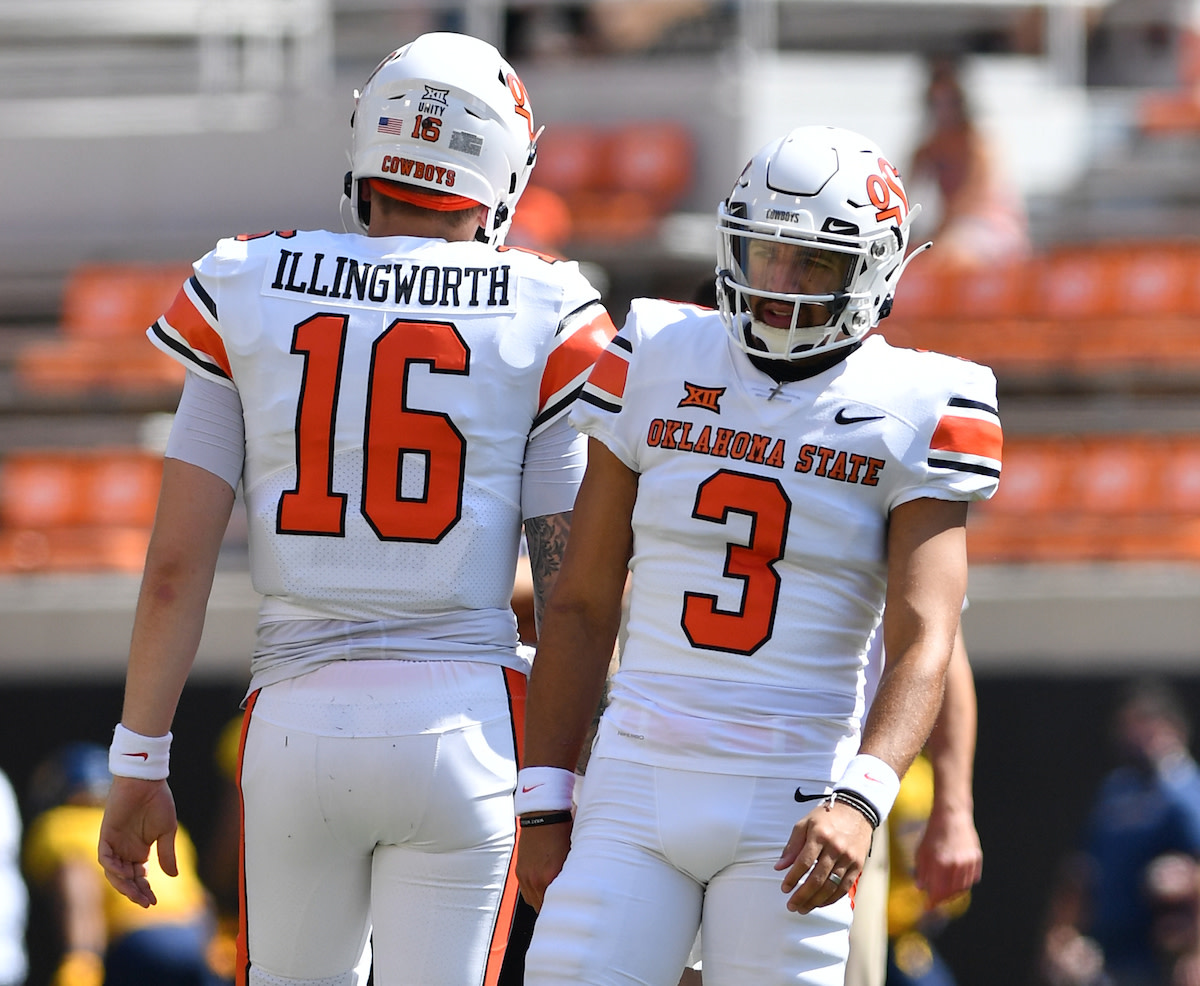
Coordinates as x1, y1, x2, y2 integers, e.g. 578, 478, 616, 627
829, 788, 881, 830
519, 810, 574, 828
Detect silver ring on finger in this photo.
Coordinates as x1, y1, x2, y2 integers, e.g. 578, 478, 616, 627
828, 872, 843, 886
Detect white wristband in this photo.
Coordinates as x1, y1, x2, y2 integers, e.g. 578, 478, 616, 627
514, 766, 575, 814
109, 723, 172, 780
834, 754, 900, 821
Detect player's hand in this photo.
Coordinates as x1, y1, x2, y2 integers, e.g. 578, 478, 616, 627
515, 817, 573, 912
914, 802, 982, 906
97, 775, 179, 908
775, 801, 872, 914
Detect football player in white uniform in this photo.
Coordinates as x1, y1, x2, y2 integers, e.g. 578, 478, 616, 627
515, 126, 1002, 986
96, 33, 616, 986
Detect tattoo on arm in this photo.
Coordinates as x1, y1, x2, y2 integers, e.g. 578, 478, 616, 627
524, 511, 572, 635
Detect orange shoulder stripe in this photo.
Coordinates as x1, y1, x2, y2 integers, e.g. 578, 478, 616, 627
585, 346, 630, 402
164, 286, 232, 379
931, 415, 1003, 462
539, 309, 618, 412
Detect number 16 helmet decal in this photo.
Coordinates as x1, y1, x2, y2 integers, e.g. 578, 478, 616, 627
716, 125, 928, 361
345, 32, 541, 245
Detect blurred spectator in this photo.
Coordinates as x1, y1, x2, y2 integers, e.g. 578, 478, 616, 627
1039, 679, 1200, 986
22, 743, 226, 986
908, 57, 1030, 272
500, 1, 715, 57
885, 754, 972, 986
0, 766, 27, 986
849, 621, 982, 986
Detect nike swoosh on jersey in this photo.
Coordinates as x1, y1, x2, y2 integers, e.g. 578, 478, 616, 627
834, 408, 885, 425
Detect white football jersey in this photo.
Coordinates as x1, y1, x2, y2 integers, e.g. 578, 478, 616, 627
573, 299, 1001, 781
149, 229, 614, 639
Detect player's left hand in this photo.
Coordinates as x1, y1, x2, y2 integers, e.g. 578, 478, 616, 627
776, 801, 873, 914
515, 817, 573, 912
914, 802, 982, 906
97, 775, 179, 908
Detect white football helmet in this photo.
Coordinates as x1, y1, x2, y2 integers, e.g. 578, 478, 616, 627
345, 33, 540, 245
716, 125, 927, 361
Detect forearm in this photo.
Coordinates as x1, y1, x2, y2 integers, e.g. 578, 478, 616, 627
120, 459, 234, 736
864, 497, 968, 779
523, 438, 635, 772
924, 627, 976, 816
859, 641, 950, 779
524, 591, 623, 771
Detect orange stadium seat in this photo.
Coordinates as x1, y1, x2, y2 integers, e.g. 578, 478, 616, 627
79, 450, 163, 528
967, 433, 1200, 564
1158, 437, 1200, 514
955, 262, 1034, 320
531, 126, 605, 197
0, 526, 151, 574
568, 190, 662, 243
59, 263, 191, 340
888, 262, 955, 321
1110, 245, 1195, 317
15, 337, 186, 395
1071, 437, 1163, 515
1037, 248, 1123, 320
0, 448, 163, 573
0, 451, 86, 529
1180, 247, 1200, 316
603, 121, 694, 205
978, 437, 1077, 515
1138, 89, 1200, 137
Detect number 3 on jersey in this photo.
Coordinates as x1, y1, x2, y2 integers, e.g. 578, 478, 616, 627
276, 314, 468, 542
681, 470, 791, 655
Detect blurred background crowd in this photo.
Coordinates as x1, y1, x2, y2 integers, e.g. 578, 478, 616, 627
1, 0, 1200, 983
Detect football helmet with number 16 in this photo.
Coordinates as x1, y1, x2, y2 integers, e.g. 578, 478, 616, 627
344, 32, 541, 245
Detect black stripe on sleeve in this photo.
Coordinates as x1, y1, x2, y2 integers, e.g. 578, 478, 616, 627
189, 275, 218, 321
151, 320, 232, 381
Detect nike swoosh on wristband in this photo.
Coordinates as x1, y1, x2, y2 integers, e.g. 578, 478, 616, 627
521, 784, 543, 793
863, 773, 883, 783
124, 752, 150, 760
835, 408, 885, 425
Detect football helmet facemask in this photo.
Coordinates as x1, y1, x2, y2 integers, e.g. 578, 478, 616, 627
345, 32, 540, 245
717, 125, 927, 361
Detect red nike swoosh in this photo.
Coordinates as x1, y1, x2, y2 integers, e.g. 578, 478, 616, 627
521, 784, 543, 793
124, 752, 149, 760
863, 773, 882, 783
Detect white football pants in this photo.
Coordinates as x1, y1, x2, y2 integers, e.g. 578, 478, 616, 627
525, 755, 853, 986
236, 659, 525, 986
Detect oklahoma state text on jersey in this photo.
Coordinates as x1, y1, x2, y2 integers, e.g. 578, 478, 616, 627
147, 228, 616, 631
573, 298, 1000, 780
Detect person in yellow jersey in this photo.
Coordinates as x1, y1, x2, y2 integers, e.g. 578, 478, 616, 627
23, 743, 225, 986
